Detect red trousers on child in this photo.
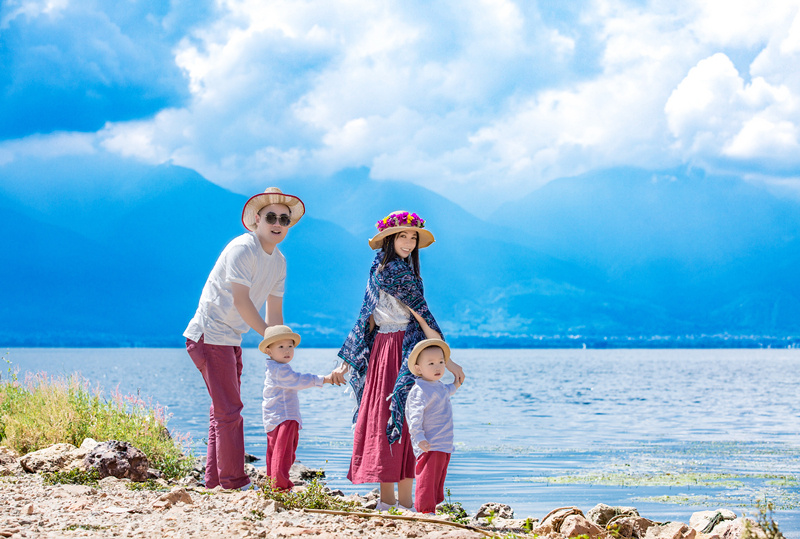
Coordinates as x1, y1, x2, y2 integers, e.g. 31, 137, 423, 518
267, 420, 299, 490
415, 451, 451, 513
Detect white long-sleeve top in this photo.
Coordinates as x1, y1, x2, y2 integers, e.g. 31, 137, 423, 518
404, 379, 458, 458
262, 360, 324, 433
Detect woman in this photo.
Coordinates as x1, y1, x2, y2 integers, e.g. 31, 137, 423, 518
332, 211, 465, 511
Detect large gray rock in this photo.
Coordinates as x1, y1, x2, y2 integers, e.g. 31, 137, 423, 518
20, 443, 87, 473
84, 440, 149, 481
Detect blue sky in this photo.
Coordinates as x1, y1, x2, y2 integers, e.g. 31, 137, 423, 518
2, 0, 800, 212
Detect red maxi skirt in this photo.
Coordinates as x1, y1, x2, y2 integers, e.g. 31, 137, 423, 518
348, 331, 416, 484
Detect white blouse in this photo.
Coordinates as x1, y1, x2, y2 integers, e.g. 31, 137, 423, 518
372, 290, 411, 333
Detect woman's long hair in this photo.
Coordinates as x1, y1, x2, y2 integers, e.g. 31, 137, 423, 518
380, 232, 421, 278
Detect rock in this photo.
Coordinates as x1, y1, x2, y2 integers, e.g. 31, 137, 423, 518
84, 440, 150, 481
20, 443, 86, 473
290, 461, 325, 485
59, 484, 96, 496
538, 506, 584, 533
0, 445, 23, 476
711, 518, 764, 539
561, 514, 604, 538
588, 503, 640, 526
475, 502, 514, 519
79, 438, 99, 451
245, 452, 260, 463
152, 487, 193, 510
643, 521, 696, 539
607, 516, 657, 538
689, 510, 737, 534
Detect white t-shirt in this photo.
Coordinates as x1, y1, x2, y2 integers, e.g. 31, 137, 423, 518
184, 232, 286, 346
405, 379, 458, 458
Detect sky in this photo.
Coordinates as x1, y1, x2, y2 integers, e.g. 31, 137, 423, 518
2, 0, 800, 212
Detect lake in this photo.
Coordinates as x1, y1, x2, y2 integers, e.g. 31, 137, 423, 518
4, 347, 800, 535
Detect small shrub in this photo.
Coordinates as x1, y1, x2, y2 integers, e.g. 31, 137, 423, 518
258, 478, 362, 512
744, 499, 785, 539
125, 479, 168, 492
42, 468, 100, 487
437, 488, 470, 525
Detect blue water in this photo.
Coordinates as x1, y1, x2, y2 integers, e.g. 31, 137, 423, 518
4, 348, 800, 535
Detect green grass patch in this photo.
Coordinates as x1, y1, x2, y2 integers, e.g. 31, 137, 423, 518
258, 478, 363, 512
523, 471, 745, 488
0, 354, 193, 479
42, 468, 100, 487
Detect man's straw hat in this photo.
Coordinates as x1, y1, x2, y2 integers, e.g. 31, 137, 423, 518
242, 187, 305, 232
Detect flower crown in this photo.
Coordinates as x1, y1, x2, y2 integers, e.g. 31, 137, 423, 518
376, 211, 425, 232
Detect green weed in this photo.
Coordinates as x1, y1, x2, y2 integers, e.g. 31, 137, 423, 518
437, 488, 470, 525
42, 468, 100, 487
258, 478, 362, 512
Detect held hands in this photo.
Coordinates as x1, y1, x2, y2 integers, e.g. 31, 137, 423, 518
323, 374, 333, 385
447, 358, 465, 387
418, 440, 431, 452
330, 362, 350, 386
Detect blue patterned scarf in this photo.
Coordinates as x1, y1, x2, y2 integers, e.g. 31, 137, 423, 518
338, 251, 443, 444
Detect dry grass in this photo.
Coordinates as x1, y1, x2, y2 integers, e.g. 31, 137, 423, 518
0, 354, 193, 478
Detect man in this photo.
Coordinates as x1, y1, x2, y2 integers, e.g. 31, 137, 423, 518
184, 187, 305, 490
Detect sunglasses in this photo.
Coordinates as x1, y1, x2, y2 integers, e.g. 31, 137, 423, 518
261, 212, 292, 227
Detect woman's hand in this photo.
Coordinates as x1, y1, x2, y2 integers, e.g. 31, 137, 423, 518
446, 358, 465, 386
409, 309, 442, 340
330, 361, 350, 386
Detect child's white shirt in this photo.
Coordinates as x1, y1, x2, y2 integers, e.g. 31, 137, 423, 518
405, 378, 458, 458
262, 360, 323, 433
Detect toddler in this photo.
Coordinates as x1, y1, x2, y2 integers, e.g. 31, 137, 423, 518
260, 325, 333, 490
404, 338, 462, 513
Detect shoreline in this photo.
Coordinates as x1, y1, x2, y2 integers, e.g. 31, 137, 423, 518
0, 455, 772, 539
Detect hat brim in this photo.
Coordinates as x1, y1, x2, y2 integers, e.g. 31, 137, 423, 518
242, 193, 305, 232
408, 339, 450, 372
368, 226, 435, 250
258, 332, 301, 354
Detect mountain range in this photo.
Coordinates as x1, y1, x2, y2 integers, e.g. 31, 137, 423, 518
2, 155, 799, 347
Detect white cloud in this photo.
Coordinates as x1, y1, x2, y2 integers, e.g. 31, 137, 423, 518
7, 0, 800, 210
0, 132, 95, 166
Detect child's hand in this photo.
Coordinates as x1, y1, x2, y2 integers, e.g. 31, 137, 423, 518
419, 440, 431, 452
323, 374, 333, 385
330, 362, 349, 386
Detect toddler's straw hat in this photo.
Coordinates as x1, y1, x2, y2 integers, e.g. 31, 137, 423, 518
259, 325, 301, 354
368, 210, 435, 250
408, 338, 451, 371
242, 187, 305, 232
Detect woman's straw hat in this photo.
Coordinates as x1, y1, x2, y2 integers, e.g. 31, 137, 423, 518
368, 210, 435, 250
242, 187, 305, 231
259, 325, 301, 354
408, 338, 451, 371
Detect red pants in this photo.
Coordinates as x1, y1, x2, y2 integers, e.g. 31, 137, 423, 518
267, 420, 299, 490
415, 451, 451, 513
186, 336, 249, 490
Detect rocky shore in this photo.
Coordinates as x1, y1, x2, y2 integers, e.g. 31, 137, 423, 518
0, 442, 768, 539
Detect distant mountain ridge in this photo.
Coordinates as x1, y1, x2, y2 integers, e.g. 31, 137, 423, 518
2, 156, 799, 347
